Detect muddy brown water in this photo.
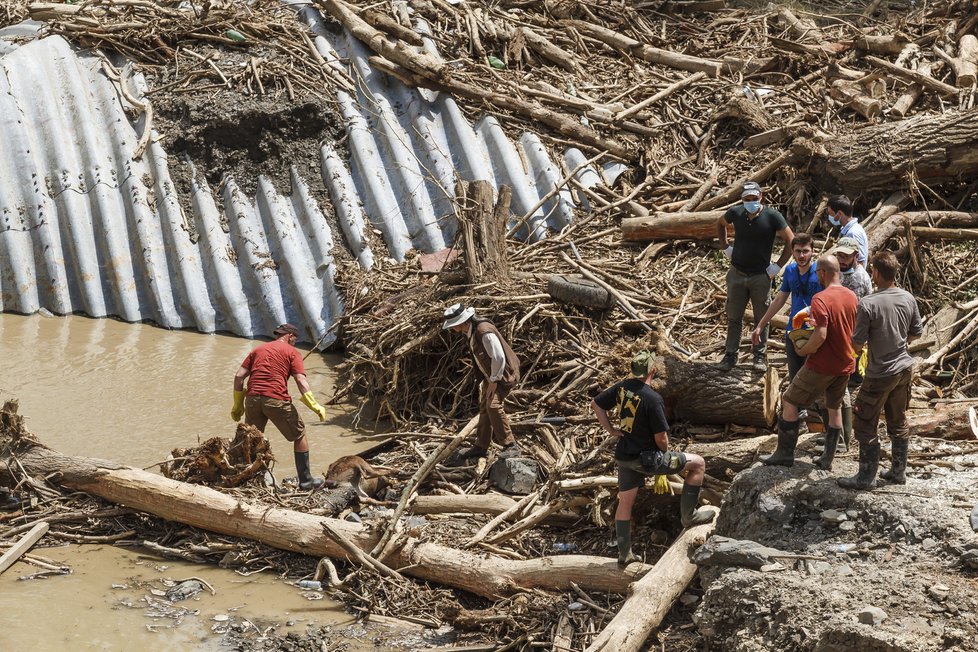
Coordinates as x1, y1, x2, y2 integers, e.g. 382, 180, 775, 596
0, 313, 383, 650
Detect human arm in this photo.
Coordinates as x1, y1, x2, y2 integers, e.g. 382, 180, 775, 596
851, 303, 869, 355
717, 214, 730, 249
481, 332, 506, 382
753, 291, 789, 346
795, 324, 826, 356
295, 372, 327, 421
591, 399, 623, 439
908, 300, 924, 344
654, 431, 669, 451
773, 225, 795, 270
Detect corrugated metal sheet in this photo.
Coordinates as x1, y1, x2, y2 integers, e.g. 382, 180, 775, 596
1, 6, 622, 345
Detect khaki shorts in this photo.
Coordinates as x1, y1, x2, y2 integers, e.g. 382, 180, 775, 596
783, 365, 849, 411
244, 395, 305, 442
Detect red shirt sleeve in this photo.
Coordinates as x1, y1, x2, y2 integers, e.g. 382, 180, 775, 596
289, 348, 306, 377
241, 350, 256, 370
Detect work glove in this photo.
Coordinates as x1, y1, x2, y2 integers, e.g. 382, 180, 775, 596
300, 391, 328, 421
653, 475, 670, 495
231, 390, 245, 422
766, 263, 781, 279
722, 245, 733, 259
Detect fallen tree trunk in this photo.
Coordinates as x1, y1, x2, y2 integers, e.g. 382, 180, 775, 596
908, 403, 978, 441
0, 425, 641, 598
657, 361, 781, 428
867, 211, 978, 253
791, 109, 978, 193
584, 507, 719, 652
622, 211, 727, 242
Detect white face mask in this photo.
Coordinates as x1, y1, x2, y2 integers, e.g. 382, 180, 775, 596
827, 212, 841, 227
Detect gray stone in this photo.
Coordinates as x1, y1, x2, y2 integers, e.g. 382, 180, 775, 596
807, 561, 832, 575
489, 457, 538, 494
692, 536, 789, 570
839, 521, 856, 532
858, 606, 888, 626
845, 509, 859, 519
835, 564, 853, 577
961, 549, 978, 569
758, 493, 795, 523
679, 593, 700, 606
820, 509, 847, 524
567, 601, 585, 611
927, 584, 950, 601
922, 537, 937, 550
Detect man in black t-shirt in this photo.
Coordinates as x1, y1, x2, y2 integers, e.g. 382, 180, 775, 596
716, 181, 794, 373
592, 351, 716, 566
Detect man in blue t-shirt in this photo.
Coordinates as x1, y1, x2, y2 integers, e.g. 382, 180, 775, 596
592, 351, 715, 567
716, 181, 794, 373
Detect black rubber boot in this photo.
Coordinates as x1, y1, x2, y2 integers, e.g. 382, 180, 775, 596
295, 451, 324, 491
840, 406, 853, 453
616, 520, 638, 566
717, 352, 737, 372
813, 426, 841, 471
880, 439, 909, 484
761, 418, 799, 467
812, 408, 829, 448
680, 484, 716, 527
838, 443, 880, 490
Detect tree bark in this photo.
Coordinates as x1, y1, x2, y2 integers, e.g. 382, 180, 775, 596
908, 403, 977, 441
1, 435, 642, 598
657, 361, 781, 428
456, 180, 511, 282
792, 109, 978, 194
622, 211, 727, 242
867, 211, 978, 253
584, 508, 719, 652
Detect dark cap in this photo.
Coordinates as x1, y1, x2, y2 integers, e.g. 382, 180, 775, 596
741, 181, 762, 198
631, 350, 656, 377
273, 323, 299, 337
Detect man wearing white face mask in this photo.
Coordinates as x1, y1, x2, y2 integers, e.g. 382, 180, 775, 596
716, 181, 794, 373
825, 195, 868, 267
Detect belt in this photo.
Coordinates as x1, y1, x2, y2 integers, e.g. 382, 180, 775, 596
731, 267, 765, 276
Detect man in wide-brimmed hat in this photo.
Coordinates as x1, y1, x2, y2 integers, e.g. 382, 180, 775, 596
231, 323, 329, 490
443, 304, 522, 460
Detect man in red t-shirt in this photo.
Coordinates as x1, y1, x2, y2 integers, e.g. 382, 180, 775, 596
231, 323, 329, 490
762, 255, 857, 468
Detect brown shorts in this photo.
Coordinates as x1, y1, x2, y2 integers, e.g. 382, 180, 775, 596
244, 395, 305, 442
783, 365, 849, 411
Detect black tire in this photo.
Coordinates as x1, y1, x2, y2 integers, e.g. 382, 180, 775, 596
546, 274, 614, 309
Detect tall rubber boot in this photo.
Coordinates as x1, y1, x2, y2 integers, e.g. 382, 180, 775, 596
838, 443, 879, 490
880, 439, 909, 484
294, 451, 324, 491
761, 418, 799, 467
813, 408, 829, 448
813, 426, 841, 471
616, 520, 638, 566
840, 406, 853, 453
680, 484, 716, 527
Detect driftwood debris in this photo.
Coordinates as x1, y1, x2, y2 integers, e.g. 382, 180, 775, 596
0, 521, 49, 576
659, 362, 781, 429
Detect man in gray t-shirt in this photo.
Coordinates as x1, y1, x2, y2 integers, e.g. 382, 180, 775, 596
839, 253, 922, 492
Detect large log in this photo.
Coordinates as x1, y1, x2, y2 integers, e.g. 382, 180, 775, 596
791, 110, 978, 194
867, 211, 978, 253
657, 361, 781, 428
622, 211, 727, 242
908, 403, 978, 441
584, 507, 719, 652
0, 429, 641, 598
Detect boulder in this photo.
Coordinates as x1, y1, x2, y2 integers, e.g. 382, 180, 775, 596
489, 457, 538, 494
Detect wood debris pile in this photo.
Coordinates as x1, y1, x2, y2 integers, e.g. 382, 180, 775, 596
161, 423, 275, 487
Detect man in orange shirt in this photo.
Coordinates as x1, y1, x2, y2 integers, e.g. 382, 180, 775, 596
231, 323, 328, 490
761, 255, 857, 469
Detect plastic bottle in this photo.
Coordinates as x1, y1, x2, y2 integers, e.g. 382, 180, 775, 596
552, 543, 577, 553
296, 580, 322, 590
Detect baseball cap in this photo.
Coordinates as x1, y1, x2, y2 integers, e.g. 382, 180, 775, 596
631, 350, 656, 377
829, 237, 859, 255
273, 323, 299, 337
442, 303, 475, 329
741, 181, 762, 198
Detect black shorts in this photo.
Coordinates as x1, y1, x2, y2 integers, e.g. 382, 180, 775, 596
615, 451, 687, 491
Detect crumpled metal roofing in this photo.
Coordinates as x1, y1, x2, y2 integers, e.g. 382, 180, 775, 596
0, 6, 620, 346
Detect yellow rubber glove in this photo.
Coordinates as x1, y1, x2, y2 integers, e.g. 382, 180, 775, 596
300, 391, 327, 421
653, 474, 670, 495
231, 390, 246, 422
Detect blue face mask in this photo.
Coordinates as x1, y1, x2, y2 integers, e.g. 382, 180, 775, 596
827, 213, 841, 227
743, 201, 761, 214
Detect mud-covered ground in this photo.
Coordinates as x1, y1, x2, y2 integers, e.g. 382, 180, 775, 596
695, 437, 978, 652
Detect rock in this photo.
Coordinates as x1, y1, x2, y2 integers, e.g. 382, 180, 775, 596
679, 593, 700, 606
839, 521, 856, 532
820, 509, 847, 525
835, 564, 853, 577
961, 549, 978, 569
807, 561, 832, 575
165, 579, 205, 602
922, 537, 937, 550
567, 601, 585, 611
758, 493, 795, 523
845, 509, 859, 519
857, 606, 888, 626
489, 457, 538, 494
692, 535, 789, 570
928, 584, 950, 601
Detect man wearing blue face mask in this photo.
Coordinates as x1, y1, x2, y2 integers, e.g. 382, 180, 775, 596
825, 195, 868, 267
716, 181, 794, 373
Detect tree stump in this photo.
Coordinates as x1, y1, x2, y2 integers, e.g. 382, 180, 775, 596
908, 403, 977, 441
657, 360, 780, 428
455, 180, 511, 283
